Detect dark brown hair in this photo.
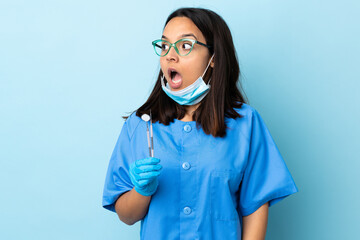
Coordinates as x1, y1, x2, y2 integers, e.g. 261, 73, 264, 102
124, 7, 248, 137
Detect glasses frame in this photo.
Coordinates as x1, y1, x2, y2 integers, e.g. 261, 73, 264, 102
152, 38, 212, 57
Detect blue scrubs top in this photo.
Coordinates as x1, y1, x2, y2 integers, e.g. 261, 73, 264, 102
102, 103, 298, 239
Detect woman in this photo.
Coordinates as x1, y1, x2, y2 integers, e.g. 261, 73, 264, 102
102, 7, 298, 240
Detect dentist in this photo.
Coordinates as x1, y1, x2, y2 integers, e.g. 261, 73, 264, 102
102, 7, 298, 240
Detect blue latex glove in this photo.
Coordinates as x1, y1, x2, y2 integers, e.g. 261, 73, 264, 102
129, 157, 162, 196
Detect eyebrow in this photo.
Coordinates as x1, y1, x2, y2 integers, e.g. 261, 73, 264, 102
162, 33, 198, 40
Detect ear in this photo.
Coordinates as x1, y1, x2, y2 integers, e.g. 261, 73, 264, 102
210, 54, 215, 68
210, 59, 215, 68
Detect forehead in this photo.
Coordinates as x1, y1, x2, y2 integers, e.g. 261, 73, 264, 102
162, 17, 205, 41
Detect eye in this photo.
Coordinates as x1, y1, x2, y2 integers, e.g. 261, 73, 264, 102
161, 43, 169, 51
181, 42, 192, 50
157, 41, 169, 51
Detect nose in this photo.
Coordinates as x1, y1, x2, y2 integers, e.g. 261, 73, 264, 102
166, 45, 179, 62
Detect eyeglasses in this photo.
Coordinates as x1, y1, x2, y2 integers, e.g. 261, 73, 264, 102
152, 38, 212, 57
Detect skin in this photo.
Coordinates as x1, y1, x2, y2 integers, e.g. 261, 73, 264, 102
115, 188, 151, 225
242, 202, 269, 240
115, 17, 269, 238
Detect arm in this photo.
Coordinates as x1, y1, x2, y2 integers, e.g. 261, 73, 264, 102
242, 202, 269, 240
114, 188, 151, 225
115, 157, 162, 225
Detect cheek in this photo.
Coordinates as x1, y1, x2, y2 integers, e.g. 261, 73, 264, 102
182, 61, 206, 81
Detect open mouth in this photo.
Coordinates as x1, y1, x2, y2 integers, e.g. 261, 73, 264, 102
168, 69, 182, 84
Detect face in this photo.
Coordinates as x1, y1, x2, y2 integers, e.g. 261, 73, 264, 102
160, 17, 214, 91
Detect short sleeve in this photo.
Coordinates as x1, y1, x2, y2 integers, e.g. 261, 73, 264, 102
239, 109, 298, 216
102, 121, 134, 213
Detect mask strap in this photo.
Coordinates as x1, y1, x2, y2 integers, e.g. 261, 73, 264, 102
201, 54, 215, 82
161, 73, 166, 85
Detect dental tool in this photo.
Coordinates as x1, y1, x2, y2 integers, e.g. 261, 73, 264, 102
141, 112, 154, 157
150, 110, 154, 157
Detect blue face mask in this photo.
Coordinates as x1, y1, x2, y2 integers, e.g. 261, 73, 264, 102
161, 54, 214, 106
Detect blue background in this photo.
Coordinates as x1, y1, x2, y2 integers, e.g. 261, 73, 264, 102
1, 0, 359, 239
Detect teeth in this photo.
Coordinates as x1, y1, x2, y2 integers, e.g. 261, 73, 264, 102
169, 70, 181, 84
172, 78, 181, 84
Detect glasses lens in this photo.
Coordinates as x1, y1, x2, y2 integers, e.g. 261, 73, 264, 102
154, 40, 169, 56
176, 39, 194, 56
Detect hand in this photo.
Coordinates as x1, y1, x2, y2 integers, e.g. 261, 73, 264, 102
129, 157, 162, 196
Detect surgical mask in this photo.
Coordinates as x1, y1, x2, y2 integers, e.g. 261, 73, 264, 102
161, 54, 214, 106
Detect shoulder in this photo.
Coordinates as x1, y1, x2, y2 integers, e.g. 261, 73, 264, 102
227, 103, 265, 138
123, 111, 142, 140
232, 102, 261, 122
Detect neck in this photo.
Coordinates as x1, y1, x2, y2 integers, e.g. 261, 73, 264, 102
179, 103, 200, 122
